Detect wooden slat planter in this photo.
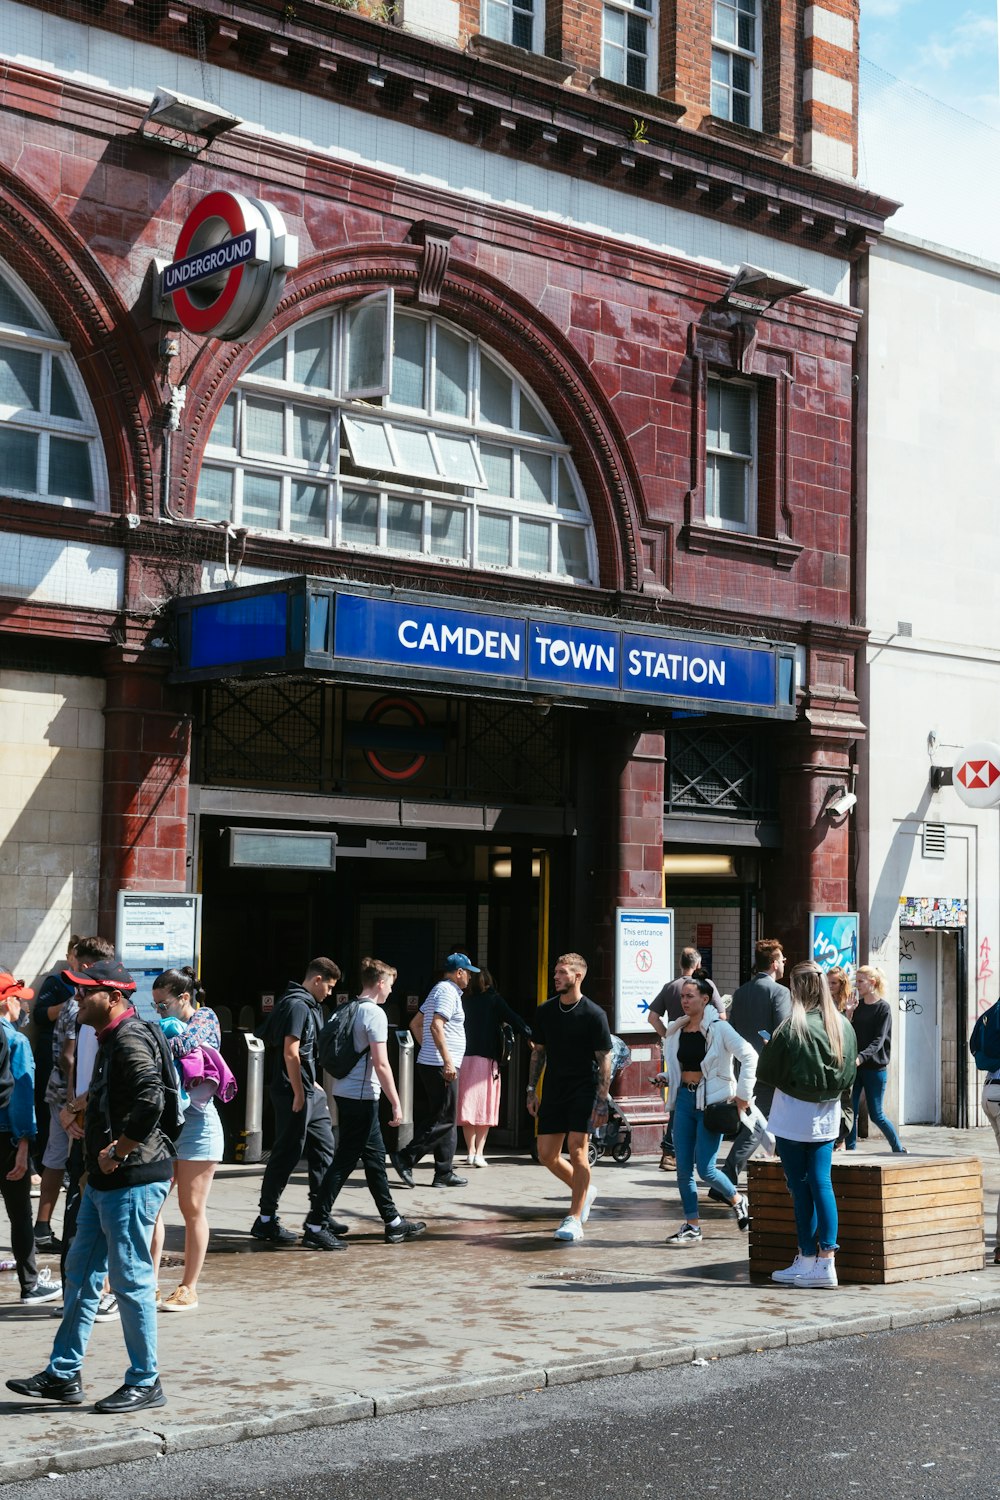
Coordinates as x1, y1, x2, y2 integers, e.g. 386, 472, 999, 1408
747, 1156, 985, 1285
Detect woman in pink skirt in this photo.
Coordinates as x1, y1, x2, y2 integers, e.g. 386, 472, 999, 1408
458, 970, 531, 1166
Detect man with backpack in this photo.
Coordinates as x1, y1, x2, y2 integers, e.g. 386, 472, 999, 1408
251, 957, 348, 1250
970, 996, 1000, 1264
317, 958, 425, 1245
7, 960, 176, 1413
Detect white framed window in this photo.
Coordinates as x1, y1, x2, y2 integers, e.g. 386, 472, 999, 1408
482, 0, 539, 52
197, 298, 597, 585
602, 0, 655, 92
705, 377, 756, 533
711, 0, 759, 127
0, 262, 107, 510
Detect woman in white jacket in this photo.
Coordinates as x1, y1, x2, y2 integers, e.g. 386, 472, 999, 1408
661, 975, 758, 1244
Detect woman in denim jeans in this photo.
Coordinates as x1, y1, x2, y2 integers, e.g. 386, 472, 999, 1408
846, 966, 906, 1154
756, 963, 857, 1290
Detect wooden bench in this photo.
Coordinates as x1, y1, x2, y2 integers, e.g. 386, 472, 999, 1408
747, 1155, 984, 1284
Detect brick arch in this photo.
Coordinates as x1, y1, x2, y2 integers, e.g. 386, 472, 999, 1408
178, 245, 644, 591
0, 168, 157, 518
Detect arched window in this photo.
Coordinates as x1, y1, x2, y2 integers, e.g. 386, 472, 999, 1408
0, 262, 107, 509
196, 298, 598, 585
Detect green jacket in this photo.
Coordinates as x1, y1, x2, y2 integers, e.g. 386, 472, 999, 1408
755, 1009, 857, 1103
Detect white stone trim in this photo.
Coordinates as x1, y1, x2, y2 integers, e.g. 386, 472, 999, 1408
0, 535, 124, 610
804, 4, 853, 52
803, 130, 854, 180
398, 0, 461, 46
803, 67, 853, 115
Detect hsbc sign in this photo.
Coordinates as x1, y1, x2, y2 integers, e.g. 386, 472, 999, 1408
953, 741, 1000, 809
159, 191, 298, 340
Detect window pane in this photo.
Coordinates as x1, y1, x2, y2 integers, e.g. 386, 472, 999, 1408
519, 394, 548, 436
603, 6, 625, 46
430, 504, 466, 558
243, 473, 282, 530
711, 49, 729, 84
0, 428, 38, 490
436, 433, 482, 486
347, 298, 388, 395
434, 326, 469, 417
393, 425, 437, 477
342, 415, 394, 469
391, 314, 426, 409
484, 0, 507, 40
481, 443, 513, 497
511, 10, 533, 48
520, 450, 553, 504
249, 338, 286, 380
733, 91, 750, 125
293, 406, 330, 466
706, 381, 721, 445
714, 386, 753, 453
518, 518, 551, 571
558, 459, 581, 511
715, 456, 748, 526
48, 437, 93, 502
733, 54, 751, 92
244, 398, 285, 455
341, 489, 379, 546
711, 81, 729, 117
387, 496, 423, 551
714, 0, 736, 43
0, 347, 41, 410
626, 50, 646, 89
480, 356, 513, 428
50, 362, 82, 421
478, 512, 511, 567
737, 12, 755, 49
290, 481, 328, 537
557, 525, 590, 579
208, 394, 238, 450
293, 318, 332, 389
195, 465, 233, 523
604, 43, 625, 82
627, 15, 647, 52
0, 277, 44, 331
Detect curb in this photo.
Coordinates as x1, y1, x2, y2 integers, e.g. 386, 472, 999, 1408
2, 1294, 997, 1486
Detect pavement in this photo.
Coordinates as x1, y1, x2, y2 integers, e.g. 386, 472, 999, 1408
2, 1124, 1000, 1486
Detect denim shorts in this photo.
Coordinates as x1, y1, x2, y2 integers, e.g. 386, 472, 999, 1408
175, 1099, 224, 1161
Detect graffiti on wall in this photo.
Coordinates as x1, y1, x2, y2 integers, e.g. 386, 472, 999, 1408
978, 936, 995, 1015
898, 896, 968, 928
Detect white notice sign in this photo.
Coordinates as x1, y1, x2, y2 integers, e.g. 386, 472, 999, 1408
614, 908, 673, 1032
116, 892, 202, 1023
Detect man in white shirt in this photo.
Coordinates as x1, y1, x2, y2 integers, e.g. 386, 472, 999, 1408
319, 958, 425, 1244
390, 953, 476, 1190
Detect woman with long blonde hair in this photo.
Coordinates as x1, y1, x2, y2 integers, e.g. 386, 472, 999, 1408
756, 961, 857, 1289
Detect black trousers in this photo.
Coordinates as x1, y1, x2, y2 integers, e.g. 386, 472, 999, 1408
59, 1137, 86, 1282
259, 1083, 335, 1221
401, 1065, 457, 1174
0, 1131, 38, 1293
321, 1097, 397, 1224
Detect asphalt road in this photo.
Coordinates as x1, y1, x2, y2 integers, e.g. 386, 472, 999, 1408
11, 1315, 1000, 1500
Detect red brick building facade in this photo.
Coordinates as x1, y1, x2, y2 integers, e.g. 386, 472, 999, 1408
0, 0, 891, 1146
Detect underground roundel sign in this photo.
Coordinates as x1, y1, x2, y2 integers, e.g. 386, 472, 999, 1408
953, 741, 1000, 809
161, 191, 298, 340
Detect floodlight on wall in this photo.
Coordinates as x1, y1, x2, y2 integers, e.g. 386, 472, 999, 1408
140, 88, 243, 155
722, 264, 808, 314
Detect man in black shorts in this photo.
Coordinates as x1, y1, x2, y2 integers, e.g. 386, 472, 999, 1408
527, 953, 612, 1243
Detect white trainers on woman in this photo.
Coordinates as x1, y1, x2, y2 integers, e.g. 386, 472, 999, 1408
796, 1257, 838, 1289
771, 1253, 816, 1284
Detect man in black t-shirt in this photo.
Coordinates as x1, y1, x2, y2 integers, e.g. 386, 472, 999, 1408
527, 953, 612, 1243
252, 957, 349, 1251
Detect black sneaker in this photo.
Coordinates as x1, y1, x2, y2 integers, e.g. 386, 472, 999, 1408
301, 1224, 348, 1251
385, 1218, 427, 1244
6, 1370, 85, 1405
21, 1273, 62, 1307
250, 1215, 297, 1246
666, 1222, 703, 1245
431, 1172, 467, 1188
33, 1228, 63, 1254
389, 1152, 415, 1188
732, 1193, 750, 1231
319, 1217, 350, 1237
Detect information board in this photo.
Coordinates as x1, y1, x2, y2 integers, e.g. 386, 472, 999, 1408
116, 892, 202, 1022
614, 908, 674, 1032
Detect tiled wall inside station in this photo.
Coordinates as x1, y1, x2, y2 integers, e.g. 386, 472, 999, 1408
0, 670, 104, 984
670, 901, 743, 997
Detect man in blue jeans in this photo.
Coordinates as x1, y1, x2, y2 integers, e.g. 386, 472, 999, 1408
7, 960, 174, 1413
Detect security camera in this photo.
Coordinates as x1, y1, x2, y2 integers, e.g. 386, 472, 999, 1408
827, 790, 857, 818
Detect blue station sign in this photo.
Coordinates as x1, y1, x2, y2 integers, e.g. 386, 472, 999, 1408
173, 579, 794, 718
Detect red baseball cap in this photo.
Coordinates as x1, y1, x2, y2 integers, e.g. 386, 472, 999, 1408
0, 972, 35, 1002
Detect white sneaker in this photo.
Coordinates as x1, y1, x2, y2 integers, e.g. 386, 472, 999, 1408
796, 1257, 838, 1289
771, 1254, 816, 1284
474, 1155, 488, 1168
466, 1152, 476, 1166
580, 1184, 598, 1223
553, 1215, 584, 1242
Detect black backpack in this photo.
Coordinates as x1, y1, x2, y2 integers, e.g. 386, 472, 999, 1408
110, 1018, 185, 1143
0, 1024, 12, 1116
317, 1000, 369, 1080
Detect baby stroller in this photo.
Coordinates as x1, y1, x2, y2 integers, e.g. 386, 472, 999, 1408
588, 1035, 633, 1165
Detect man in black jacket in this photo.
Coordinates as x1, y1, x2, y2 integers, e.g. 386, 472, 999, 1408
7, 960, 174, 1414
252, 957, 347, 1250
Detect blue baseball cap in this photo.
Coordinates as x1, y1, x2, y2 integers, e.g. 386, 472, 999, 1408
445, 953, 480, 973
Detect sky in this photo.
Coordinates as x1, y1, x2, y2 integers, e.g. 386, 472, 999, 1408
857, 1, 1000, 259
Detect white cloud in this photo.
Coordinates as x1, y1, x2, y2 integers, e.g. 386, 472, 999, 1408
918, 12, 997, 71
863, 0, 916, 17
